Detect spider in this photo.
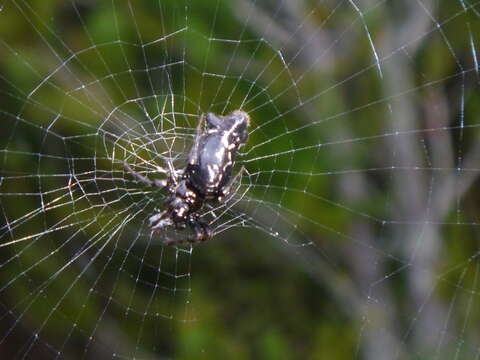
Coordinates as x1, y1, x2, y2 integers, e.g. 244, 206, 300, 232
125, 110, 250, 245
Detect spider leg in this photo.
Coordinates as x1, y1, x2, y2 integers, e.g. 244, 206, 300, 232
190, 222, 205, 243
200, 220, 213, 240
191, 220, 212, 242
167, 220, 211, 245
124, 162, 168, 189
186, 214, 207, 242
149, 210, 173, 230
163, 218, 211, 246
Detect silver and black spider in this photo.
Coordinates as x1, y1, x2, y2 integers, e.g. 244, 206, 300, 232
125, 110, 250, 245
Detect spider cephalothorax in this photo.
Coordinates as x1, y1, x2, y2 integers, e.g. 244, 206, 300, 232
125, 110, 250, 245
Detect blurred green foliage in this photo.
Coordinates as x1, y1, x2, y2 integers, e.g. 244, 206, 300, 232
1, 1, 480, 359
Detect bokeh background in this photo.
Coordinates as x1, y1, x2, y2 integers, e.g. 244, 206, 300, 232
1, 0, 480, 359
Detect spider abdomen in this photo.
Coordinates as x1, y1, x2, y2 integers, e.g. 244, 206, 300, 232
187, 111, 249, 198
187, 136, 233, 196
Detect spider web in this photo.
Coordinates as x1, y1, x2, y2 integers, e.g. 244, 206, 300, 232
1, 0, 480, 358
